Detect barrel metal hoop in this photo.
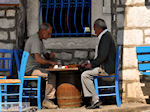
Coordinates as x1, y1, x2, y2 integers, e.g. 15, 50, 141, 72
57, 95, 82, 99
60, 105, 81, 108
58, 101, 82, 105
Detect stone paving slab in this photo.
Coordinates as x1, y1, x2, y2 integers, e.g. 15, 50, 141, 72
37, 103, 150, 112
1, 102, 31, 112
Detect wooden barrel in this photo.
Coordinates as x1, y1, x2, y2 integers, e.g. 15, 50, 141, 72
57, 83, 82, 108
56, 71, 82, 108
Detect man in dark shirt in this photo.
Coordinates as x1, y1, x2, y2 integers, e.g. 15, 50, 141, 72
81, 18, 116, 109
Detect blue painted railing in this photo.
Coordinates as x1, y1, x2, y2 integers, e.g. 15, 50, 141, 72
39, 0, 91, 37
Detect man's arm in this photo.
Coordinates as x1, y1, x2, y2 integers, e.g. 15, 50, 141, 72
91, 35, 111, 67
43, 52, 55, 60
34, 53, 56, 66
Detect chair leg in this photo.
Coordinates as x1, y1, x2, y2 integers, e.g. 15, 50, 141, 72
4, 85, 7, 109
94, 77, 99, 96
115, 80, 121, 107
24, 80, 28, 102
37, 77, 41, 110
19, 85, 23, 112
0, 85, 2, 111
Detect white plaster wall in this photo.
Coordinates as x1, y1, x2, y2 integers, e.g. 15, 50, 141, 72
92, 0, 111, 34
27, 0, 39, 37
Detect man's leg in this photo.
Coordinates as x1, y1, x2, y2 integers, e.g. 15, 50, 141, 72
32, 69, 56, 99
81, 67, 100, 104
31, 69, 57, 109
45, 73, 56, 99
31, 69, 48, 77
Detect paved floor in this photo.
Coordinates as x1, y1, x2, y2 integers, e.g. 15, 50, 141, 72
36, 103, 150, 112
2, 103, 150, 112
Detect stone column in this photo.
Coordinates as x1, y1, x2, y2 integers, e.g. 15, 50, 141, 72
121, 0, 150, 103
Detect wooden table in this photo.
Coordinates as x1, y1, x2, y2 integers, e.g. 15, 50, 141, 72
46, 67, 78, 72
46, 67, 82, 108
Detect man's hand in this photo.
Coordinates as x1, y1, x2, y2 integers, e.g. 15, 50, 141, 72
43, 52, 55, 60
49, 52, 55, 59
85, 64, 92, 69
49, 61, 57, 66
81, 61, 88, 67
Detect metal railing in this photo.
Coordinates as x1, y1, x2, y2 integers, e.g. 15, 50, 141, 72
39, 0, 91, 37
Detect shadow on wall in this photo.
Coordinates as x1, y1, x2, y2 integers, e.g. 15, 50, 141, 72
110, 0, 125, 104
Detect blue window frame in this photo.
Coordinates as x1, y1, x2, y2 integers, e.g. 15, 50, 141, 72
39, 0, 91, 37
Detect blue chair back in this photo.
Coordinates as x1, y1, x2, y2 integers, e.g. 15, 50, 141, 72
14, 50, 23, 74
136, 46, 150, 76
18, 51, 29, 83
0, 49, 13, 76
136, 46, 150, 71
14, 50, 41, 110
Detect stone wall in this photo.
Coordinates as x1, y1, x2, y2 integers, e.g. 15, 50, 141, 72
49, 48, 95, 65
0, 6, 17, 49
0, 1, 26, 49
43, 38, 96, 65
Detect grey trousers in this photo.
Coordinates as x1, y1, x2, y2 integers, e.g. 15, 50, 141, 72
81, 67, 107, 103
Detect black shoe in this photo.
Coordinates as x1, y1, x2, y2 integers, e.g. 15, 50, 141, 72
83, 97, 91, 107
86, 101, 102, 109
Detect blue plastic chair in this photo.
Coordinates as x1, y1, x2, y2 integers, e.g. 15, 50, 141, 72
94, 46, 122, 107
0, 51, 29, 112
14, 50, 41, 110
136, 46, 150, 76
